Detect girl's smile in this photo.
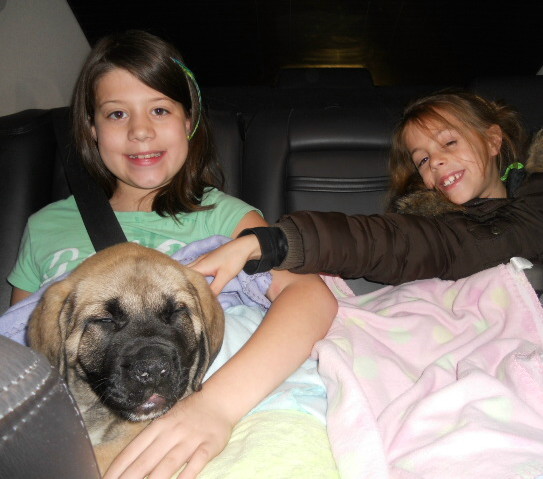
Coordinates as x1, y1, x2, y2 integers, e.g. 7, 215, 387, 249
404, 111, 505, 204
91, 68, 191, 211
127, 151, 165, 166
439, 169, 464, 188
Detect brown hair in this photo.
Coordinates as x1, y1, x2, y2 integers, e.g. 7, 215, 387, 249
388, 90, 527, 207
71, 30, 224, 217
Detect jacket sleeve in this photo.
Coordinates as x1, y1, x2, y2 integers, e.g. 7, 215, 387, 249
276, 174, 543, 284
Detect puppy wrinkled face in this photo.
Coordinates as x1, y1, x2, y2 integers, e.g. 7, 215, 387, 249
67, 255, 212, 421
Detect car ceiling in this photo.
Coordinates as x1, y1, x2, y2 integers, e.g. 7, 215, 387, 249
67, 0, 542, 87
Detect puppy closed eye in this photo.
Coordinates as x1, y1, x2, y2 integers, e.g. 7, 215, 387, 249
87, 315, 126, 331
167, 306, 191, 324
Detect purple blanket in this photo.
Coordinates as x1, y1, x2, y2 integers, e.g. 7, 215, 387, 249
0, 235, 271, 345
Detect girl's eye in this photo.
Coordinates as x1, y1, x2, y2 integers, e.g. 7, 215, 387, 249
445, 140, 457, 147
417, 157, 429, 169
152, 107, 169, 116
107, 111, 127, 120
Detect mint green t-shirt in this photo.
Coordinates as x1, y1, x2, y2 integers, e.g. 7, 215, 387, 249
9, 188, 259, 293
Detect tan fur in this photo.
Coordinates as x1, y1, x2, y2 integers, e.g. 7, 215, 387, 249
27, 243, 225, 474
526, 129, 543, 173
392, 189, 466, 216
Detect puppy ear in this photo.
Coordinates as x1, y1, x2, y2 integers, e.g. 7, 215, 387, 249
190, 332, 212, 393
28, 278, 74, 376
183, 268, 225, 362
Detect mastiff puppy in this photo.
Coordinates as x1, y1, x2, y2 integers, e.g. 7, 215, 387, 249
28, 242, 225, 474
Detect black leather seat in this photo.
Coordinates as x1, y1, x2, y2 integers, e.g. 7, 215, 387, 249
0, 334, 100, 478
243, 106, 392, 221
242, 104, 393, 294
0, 109, 71, 312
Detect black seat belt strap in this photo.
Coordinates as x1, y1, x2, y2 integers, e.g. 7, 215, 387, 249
52, 108, 127, 252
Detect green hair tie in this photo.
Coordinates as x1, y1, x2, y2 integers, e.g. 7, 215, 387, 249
171, 58, 202, 140
500, 162, 524, 182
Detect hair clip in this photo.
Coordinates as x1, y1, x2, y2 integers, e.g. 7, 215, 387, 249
500, 162, 524, 182
171, 57, 202, 140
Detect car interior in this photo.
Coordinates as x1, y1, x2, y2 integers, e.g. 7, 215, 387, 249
0, 1, 542, 478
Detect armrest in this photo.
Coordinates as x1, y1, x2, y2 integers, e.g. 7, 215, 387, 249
0, 334, 100, 478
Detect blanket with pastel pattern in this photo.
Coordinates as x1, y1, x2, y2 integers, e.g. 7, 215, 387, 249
316, 258, 543, 479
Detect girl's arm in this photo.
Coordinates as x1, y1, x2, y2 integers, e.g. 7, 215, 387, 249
11, 287, 33, 305
191, 175, 543, 287
103, 212, 338, 479
275, 197, 543, 283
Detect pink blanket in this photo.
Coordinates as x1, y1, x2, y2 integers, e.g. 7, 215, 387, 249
315, 260, 543, 479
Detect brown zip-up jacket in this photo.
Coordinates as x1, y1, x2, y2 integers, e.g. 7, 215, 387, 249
276, 131, 543, 285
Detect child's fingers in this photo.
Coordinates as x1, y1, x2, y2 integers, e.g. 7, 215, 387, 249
105, 426, 193, 479
186, 252, 208, 268
208, 273, 229, 296
102, 427, 161, 478
145, 445, 191, 479
188, 256, 219, 278
175, 445, 216, 479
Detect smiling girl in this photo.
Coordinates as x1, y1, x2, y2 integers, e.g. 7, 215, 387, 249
8, 30, 336, 479
91, 68, 193, 211
191, 91, 543, 289
403, 109, 505, 204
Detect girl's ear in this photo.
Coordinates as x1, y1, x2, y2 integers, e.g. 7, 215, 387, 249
487, 124, 503, 156
185, 118, 192, 138
91, 124, 97, 142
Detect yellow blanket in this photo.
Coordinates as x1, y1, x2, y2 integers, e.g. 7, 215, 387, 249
198, 410, 339, 478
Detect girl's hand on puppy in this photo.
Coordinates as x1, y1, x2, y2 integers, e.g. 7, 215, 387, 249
103, 389, 233, 479
189, 234, 261, 295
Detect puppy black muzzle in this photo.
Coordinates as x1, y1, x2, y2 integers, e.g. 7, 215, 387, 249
96, 339, 192, 419
126, 346, 172, 387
